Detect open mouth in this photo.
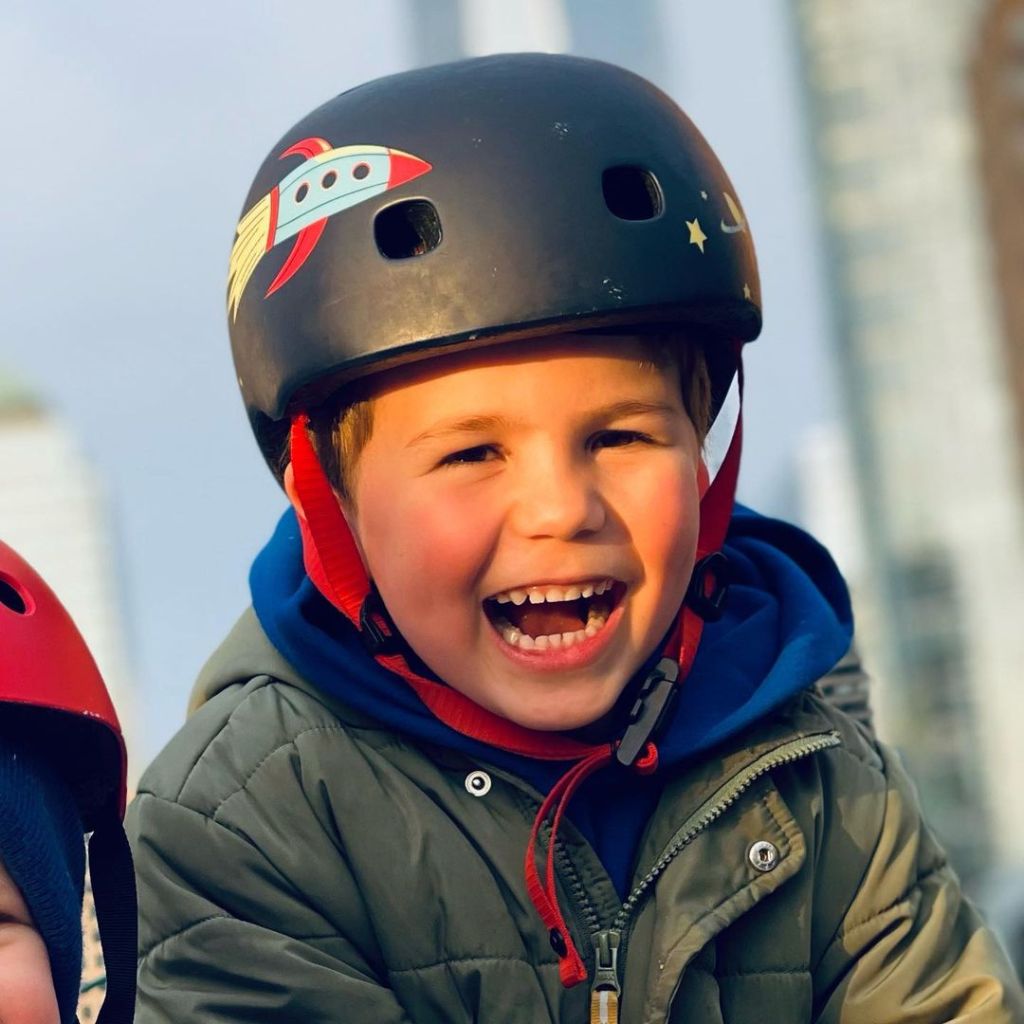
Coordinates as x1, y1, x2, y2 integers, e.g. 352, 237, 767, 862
483, 579, 626, 651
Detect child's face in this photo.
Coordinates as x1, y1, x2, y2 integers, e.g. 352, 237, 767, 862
344, 335, 702, 731
0, 858, 59, 1023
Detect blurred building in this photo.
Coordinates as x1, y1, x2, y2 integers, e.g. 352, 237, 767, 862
792, 0, 1024, 893
406, 0, 666, 86
78, 871, 105, 1020
973, 0, 1024, 471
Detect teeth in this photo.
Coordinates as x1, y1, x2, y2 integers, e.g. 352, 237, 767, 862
493, 609, 611, 651
490, 580, 616, 604
500, 623, 521, 646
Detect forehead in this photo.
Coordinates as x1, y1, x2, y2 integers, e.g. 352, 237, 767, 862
366, 333, 679, 416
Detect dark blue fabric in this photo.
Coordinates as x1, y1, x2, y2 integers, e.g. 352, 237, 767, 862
0, 737, 84, 1024
251, 504, 853, 897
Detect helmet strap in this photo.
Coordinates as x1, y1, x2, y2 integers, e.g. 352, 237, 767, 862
286, 415, 370, 624
89, 819, 138, 1024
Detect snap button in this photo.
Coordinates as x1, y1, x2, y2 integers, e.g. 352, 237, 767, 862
748, 840, 779, 872
465, 770, 492, 797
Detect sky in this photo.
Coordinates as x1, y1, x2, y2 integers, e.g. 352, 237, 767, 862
0, 0, 838, 764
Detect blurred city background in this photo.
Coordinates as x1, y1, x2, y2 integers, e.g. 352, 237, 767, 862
2, 0, 1023, 1000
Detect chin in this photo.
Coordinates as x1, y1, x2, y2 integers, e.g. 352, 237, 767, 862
499, 690, 620, 733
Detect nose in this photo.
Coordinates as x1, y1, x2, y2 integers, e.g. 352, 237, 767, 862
509, 454, 607, 540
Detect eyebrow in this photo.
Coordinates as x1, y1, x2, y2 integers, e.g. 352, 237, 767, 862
406, 401, 679, 448
592, 400, 680, 421
407, 414, 518, 448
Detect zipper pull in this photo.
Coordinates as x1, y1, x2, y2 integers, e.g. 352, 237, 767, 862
589, 930, 621, 1024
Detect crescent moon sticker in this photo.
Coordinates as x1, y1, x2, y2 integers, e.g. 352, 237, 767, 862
720, 192, 747, 235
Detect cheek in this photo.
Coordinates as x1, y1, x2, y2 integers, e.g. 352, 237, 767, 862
0, 926, 61, 1009
620, 460, 701, 583
356, 484, 501, 611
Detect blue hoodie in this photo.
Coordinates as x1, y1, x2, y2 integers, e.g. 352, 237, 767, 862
251, 504, 852, 897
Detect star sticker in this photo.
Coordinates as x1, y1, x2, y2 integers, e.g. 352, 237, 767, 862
743, 283, 752, 300
686, 218, 707, 253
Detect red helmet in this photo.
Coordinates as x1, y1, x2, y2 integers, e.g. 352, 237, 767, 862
0, 539, 135, 1023
0, 539, 126, 827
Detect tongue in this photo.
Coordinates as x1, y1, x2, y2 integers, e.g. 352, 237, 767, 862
508, 600, 587, 638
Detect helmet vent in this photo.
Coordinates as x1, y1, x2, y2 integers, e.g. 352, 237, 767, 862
375, 199, 443, 259
602, 166, 663, 221
0, 574, 30, 615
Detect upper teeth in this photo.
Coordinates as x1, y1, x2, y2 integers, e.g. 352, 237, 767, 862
491, 579, 614, 605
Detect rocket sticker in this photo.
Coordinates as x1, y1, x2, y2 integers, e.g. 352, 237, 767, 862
228, 137, 432, 319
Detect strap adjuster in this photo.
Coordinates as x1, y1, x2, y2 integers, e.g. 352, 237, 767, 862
685, 552, 731, 622
616, 658, 679, 768
359, 588, 404, 656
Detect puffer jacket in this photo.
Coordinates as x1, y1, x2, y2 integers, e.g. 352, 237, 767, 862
126, 608, 1022, 1022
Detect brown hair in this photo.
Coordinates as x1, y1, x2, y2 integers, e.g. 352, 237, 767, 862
305, 333, 713, 501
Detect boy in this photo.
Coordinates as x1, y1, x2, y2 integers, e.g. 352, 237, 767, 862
126, 55, 1023, 1021
0, 539, 136, 1024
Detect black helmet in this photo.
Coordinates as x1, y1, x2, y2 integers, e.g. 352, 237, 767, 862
227, 53, 761, 474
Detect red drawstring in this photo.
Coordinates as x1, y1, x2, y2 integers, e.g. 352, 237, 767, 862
522, 738, 661, 986
524, 745, 614, 986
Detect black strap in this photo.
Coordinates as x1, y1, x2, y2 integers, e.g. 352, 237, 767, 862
88, 821, 137, 1024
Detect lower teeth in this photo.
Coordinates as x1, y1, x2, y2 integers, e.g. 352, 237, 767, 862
495, 610, 608, 651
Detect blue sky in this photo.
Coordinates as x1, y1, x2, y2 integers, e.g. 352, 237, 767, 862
0, 0, 837, 763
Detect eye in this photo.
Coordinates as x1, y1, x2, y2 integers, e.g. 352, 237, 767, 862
439, 444, 499, 467
592, 430, 652, 450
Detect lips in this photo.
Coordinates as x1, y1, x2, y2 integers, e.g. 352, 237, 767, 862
483, 581, 626, 651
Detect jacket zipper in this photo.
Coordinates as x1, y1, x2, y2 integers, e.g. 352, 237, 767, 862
586, 731, 841, 1019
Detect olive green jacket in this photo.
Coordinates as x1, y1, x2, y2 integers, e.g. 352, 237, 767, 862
126, 609, 1023, 1022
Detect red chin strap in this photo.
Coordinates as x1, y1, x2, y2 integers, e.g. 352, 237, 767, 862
285, 361, 743, 986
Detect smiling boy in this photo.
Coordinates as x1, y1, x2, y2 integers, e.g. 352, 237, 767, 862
324, 335, 705, 732
126, 55, 1022, 1022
